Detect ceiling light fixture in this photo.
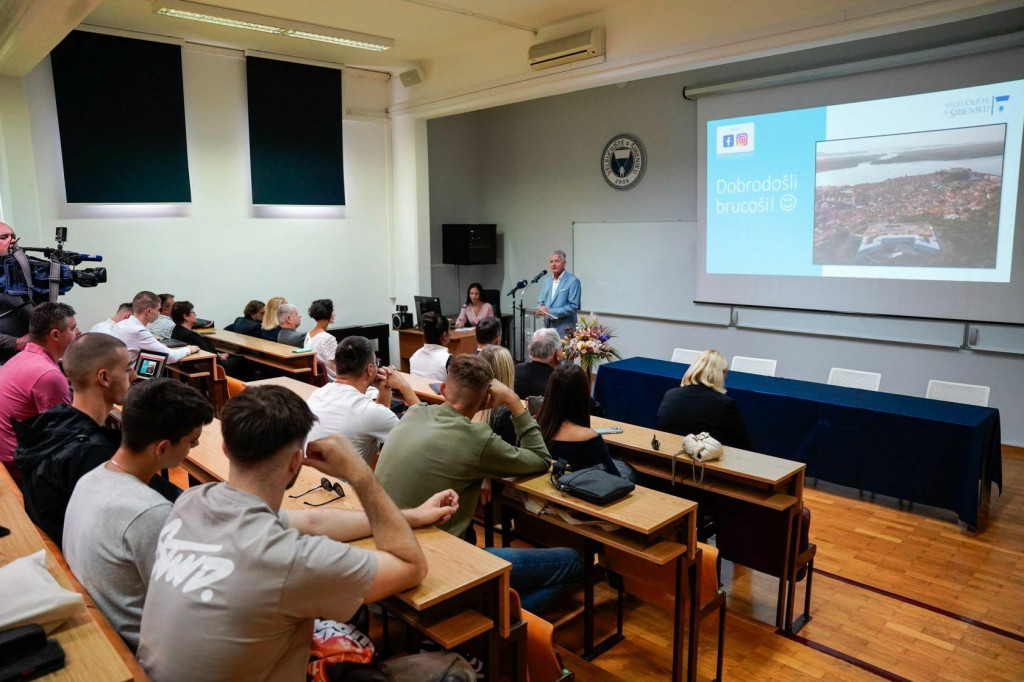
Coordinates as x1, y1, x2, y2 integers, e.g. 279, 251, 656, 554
153, 1, 394, 51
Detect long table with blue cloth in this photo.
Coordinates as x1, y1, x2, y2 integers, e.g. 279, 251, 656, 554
594, 357, 1002, 528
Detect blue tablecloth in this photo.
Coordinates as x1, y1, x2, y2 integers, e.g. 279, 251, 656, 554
594, 357, 1002, 527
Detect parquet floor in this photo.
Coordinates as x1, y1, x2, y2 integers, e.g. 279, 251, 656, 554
535, 446, 1024, 681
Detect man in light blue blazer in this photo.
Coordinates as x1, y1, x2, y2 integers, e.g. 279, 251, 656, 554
536, 250, 581, 337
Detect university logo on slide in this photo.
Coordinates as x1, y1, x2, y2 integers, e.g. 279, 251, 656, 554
716, 123, 755, 155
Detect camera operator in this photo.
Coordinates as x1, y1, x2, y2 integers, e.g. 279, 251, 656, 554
0, 222, 32, 363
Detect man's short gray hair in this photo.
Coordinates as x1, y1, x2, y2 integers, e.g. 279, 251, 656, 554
529, 328, 561, 360
277, 303, 297, 324
551, 250, 567, 261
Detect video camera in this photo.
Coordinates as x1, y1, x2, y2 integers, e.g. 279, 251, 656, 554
0, 227, 106, 306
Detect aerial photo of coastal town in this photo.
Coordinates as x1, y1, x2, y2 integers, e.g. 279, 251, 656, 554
813, 124, 1005, 268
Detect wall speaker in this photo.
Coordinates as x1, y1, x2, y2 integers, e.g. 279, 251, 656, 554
399, 67, 424, 88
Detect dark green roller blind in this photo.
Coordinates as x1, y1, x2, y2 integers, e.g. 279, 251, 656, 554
50, 31, 191, 203
246, 56, 345, 205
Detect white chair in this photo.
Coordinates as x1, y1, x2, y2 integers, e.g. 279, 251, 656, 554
670, 348, 701, 365
730, 355, 777, 377
926, 380, 990, 407
828, 368, 881, 391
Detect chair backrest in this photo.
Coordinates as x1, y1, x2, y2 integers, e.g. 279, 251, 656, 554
730, 355, 777, 377
926, 380, 990, 407
670, 348, 701, 365
481, 289, 501, 318
828, 367, 881, 391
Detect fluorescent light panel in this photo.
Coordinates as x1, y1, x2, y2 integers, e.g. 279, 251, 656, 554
153, 1, 393, 51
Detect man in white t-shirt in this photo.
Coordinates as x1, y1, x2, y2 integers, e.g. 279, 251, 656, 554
409, 311, 451, 382
63, 379, 213, 651
307, 336, 420, 465
89, 302, 132, 336
138, 385, 465, 682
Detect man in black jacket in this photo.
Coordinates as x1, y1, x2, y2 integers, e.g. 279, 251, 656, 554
13, 333, 178, 547
513, 328, 561, 399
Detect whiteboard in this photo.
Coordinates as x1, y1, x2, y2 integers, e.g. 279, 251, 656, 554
572, 221, 729, 326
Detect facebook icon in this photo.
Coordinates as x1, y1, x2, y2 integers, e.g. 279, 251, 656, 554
723, 134, 735, 147
993, 95, 1010, 114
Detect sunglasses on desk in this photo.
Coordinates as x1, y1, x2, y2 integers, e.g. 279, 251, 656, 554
288, 477, 346, 506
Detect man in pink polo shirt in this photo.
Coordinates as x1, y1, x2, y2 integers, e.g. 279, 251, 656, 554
0, 302, 80, 478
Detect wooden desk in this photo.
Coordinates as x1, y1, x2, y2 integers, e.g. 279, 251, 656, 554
593, 415, 807, 632
183, 421, 516, 673
0, 469, 138, 682
205, 329, 319, 381
247, 376, 316, 401
397, 371, 445, 404
497, 473, 702, 682
397, 328, 477, 373
165, 351, 226, 410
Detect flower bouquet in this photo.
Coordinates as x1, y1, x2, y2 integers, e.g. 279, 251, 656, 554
562, 314, 621, 376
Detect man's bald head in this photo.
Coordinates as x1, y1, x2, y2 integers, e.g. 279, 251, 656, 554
63, 332, 128, 388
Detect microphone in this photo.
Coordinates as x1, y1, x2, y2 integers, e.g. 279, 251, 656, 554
530, 270, 547, 284
506, 280, 528, 297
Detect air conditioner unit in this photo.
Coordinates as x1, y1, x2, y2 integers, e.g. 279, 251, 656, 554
528, 28, 605, 71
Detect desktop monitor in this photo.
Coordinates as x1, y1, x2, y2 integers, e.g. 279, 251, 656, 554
134, 350, 168, 380
413, 295, 443, 328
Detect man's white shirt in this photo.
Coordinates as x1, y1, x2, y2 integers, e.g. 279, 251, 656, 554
115, 316, 190, 363
306, 383, 399, 464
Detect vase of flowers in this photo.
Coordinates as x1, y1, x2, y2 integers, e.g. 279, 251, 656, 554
561, 314, 621, 379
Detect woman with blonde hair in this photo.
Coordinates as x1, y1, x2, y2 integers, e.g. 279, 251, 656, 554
478, 345, 517, 445
261, 296, 287, 341
656, 349, 754, 449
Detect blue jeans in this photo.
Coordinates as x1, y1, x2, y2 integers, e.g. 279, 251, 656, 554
483, 547, 582, 612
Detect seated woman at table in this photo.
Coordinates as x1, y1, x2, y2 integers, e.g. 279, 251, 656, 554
303, 298, 338, 382
227, 300, 264, 337
454, 282, 494, 329
656, 348, 754, 450
409, 312, 451, 382
171, 301, 251, 380
479, 345, 517, 446
536, 363, 628, 478
261, 296, 286, 341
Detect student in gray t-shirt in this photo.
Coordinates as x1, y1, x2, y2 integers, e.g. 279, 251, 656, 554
63, 379, 213, 651
138, 386, 465, 682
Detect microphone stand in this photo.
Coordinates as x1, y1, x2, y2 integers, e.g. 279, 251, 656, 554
514, 288, 528, 363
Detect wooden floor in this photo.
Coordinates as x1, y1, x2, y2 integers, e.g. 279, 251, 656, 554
528, 445, 1024, 681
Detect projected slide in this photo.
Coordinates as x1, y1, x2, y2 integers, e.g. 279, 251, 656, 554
705, 79, 1024, 283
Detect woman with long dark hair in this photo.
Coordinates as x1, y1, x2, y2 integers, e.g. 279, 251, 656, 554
454, 282, 494, 329
536, 363, 624, 476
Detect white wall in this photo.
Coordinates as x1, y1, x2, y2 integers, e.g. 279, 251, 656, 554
427, 70, 1024, 445
2, 45, 398, 352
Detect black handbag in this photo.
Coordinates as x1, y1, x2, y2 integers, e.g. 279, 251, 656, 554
550, 458, 635, 505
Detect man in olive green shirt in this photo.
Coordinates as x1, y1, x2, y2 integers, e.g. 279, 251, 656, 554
377, 355, 580, 612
